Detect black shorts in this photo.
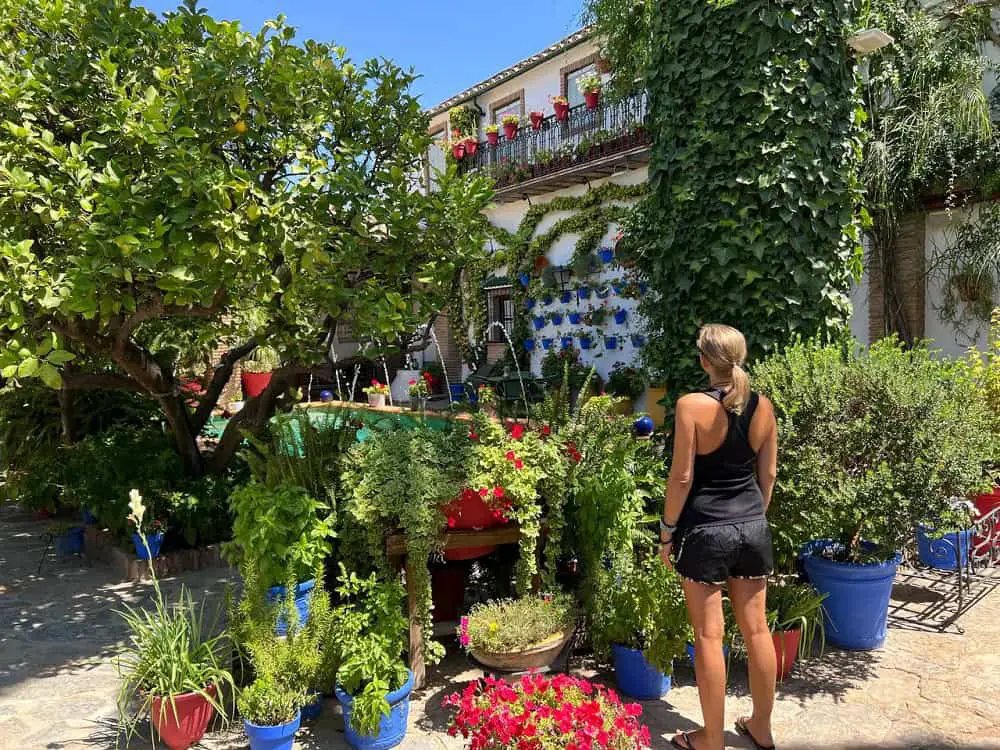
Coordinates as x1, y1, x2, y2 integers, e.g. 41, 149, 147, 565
674, 518, 773, 585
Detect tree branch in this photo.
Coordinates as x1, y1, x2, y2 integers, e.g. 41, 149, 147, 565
61, 371, 145, 391
115, 288, 227, 352
190, 338, 259, 433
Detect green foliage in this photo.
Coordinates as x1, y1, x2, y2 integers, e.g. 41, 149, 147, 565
766, 578, 826, 657
462, 594, 576, 653
963, 308, 1000, 435
754, 337, 996, 566
237, 675, 303, 728
627, 0, 864, 391
224, 483, 335, 587
242, 347, 280, 375
540, 348, 604, 395
606, 363, 647, 401
591, 559, 688, 674
581, 0, 655, 101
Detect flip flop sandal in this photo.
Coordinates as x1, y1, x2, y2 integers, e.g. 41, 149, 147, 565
735, 718, 776, 750
670, 733, 698, 750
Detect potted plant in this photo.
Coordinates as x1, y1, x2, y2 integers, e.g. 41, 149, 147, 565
915, 500, 976, 571
463, 133, 479, 156
755, 338, 996, 650
444, 673, 651, 749
49, 521, 85, 558
766, 579, 827, 680
117, 492, 234, 750
484, 124, 499, 145
458, 593, 576, 671
364, 379, 390, 408
239, 676, 304, 750
578, 332, 593, 351
613, 306, 628, 325
607, 363, 648, 415
421, 363, 445, 394
550, 94, 570, 122
577, 73, 602, 109
501, 113, 520, 141
242, 346, 279, 399
598, 246, 614, 263
592, 561, 688, 699
331, 569, 413, 750
407, 375, 430, 410
223, 482, 335, 635
128, 489, 166, 559
529, 110, 545, 130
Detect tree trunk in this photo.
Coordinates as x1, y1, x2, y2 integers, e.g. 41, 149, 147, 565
57, 387, 77, 446
158, 392, 206, 477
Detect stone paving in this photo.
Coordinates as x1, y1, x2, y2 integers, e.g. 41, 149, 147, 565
2, 502, 999, 750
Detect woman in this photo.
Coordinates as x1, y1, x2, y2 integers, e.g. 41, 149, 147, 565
660, 324, 778, 750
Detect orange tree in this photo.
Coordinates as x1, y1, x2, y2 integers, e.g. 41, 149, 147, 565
0, 0, 492, 475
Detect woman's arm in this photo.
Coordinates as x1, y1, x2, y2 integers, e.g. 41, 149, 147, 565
755, 399, 778, 511
661, 397, 697, 564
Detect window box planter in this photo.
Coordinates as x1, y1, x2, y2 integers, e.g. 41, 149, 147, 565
611, 644, 670, 700
336, 671, 413, 750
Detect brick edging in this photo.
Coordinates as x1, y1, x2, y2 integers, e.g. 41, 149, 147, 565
85, 526, 231, 581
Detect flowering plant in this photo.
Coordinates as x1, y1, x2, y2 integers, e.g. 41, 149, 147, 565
577, 73, 603, 95
458, 593, 576, 654
127, 488, 167, 535
363, 379, 390, 396
408, 376, 430, 400
550, 95, 569, 106
607, 363, 648, 401
444, 674, 651, 750
476, 384, 497, 407
485, 124, 499, 134
500, 113, 520, 126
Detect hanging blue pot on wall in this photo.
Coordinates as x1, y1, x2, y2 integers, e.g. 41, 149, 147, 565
551, 313, 564, 325
614, 309, 628, 325
526, 299, 536, 310
579, 337, 592, 350
543, 295, 554, 307
631, 334, 646, 348
605, 336, 618, 350
568, 312, 582, 324
598, 247, 615, 263
541, 338, 554, 350
524, 339, 536, 352
577, 286, 591, 301
560, 291, 573, 304
533, 316, 546, 330
561, 336, 574, 350
518, 272, 531, 287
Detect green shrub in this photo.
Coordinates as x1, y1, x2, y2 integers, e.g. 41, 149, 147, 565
754, 337, 996, 567
461, 594, 576, 653
606, 363, 647, 401
237, 675, 303, 728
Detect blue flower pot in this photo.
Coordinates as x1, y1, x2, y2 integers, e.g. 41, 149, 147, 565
605, 336, 618, 350
543, 295, 554, 307
533, 316, 546, 330
301, 690, 323, 721
612, 284, 624, 295
81, 508, 98, 525
550, 313, 564, 325
560, 292, 572, 304
568, 312, 582, 324
561, 337, 574, 350
599, 248, 615, 263
336, 670, 413, 750
800, 540, 900, 650
916, 525, 973, 570
596, 286, 611, 299
518, 272, 530, 288
579, 337, 592, 350
524, 339, 536, 352
449, 384, 465, 403
266, 579, 316, 636
686, 642, 730, 665
633, 416, 655, 437
612, 644, 670, 699
132, 532, 164, 560
577, 286, 591, 301
542, 338, 554, 350
614, 310, 628, 324
526, 299, 536, 310
55, 526, 85, 557
244, 711, 301, 750
631, 335, 646, 348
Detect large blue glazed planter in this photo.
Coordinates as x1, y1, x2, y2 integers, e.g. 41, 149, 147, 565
336, 670, 413, 750
800, 540, 901, 650
611, 644, 671, 700
55, 526, 85, 557
686, 642, 730, 665
916, 526, 974, 570
132, 532, 164, 560
244, 710, 301, 750
266, 579, 316, 636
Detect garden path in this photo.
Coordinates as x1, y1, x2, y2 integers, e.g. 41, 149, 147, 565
2, 505, 999, 750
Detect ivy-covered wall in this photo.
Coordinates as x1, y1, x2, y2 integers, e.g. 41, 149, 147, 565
631, 0, 865, 392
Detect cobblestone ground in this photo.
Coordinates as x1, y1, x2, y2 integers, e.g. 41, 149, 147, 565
2, 503, 999, 750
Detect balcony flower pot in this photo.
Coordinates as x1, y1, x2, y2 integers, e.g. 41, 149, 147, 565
523, 339, 536, 352
800, 540, 901, 650
367, 393, 386, 408
241, 371, 272, 399
568, 312, 582, 325
605, 336, 618, 351
336, 670, 413, 750
550, 313, 564, 325
532, 316, 546, 330
266, 578, 316, 636
554, 101, 569, 122
598, 247, 614, 263
915, 525, 974, 570
579, 336, 593, 350
486, 130, 499, 146
614, 309, 628, 325
451, 143, 465, 160
529, 111, 544, 131
301, 690, 323, 721
503, 122, 518, 141
463, 138, 478, 156
584, 91, 600, 109
55, 526, 85, 557
560, 291, 573, 304
132, 531, 164, 560
612, 644, 670, 699
541, 338, 554, 350
442, 492, 507, 560
471, 629, 574, 672
151, 684, 218, 750
773, 628, 801, 681
577, 286, 591, 301
244, 710, 301, 750
561, 336, 574, 350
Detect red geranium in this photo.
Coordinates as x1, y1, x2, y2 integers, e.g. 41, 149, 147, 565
510, 423, 525, 440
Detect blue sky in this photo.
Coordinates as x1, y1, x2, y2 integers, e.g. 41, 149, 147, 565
137, 0, 584, 109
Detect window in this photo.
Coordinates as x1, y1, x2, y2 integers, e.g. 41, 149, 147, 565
486, 287, 514, 342
490, 91, 524, 125
565, 63, 597, 109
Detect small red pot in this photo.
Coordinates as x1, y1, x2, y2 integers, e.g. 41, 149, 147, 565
150, 685, 217, 750
451, 143, 465, 160
486, 131, 499, 145
442, 492, 507, 561
503, 122, 518, 141
772, 629, 801, 681
241, 371, 272, 399
584, 91, 599, 110
463, 138, 478, 156
529, 111, 544, 131
974, 488, 1000, 549
554, 101, 569, 121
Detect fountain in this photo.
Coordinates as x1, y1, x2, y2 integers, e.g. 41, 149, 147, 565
484, 321, 531, 418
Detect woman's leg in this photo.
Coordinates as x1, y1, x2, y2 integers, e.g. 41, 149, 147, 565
673, 579, 726, 750
729, 576, 776, 747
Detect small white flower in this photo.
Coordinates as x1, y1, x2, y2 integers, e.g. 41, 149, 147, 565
127, 489, 145, 529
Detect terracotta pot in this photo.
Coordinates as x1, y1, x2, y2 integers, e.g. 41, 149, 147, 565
773, 629, 801, 681
442, 492, 507, 561
554, 101, 569, 122
529, 111, 544, 131
241, 371, 272, 399
464, 138, 478, 156
486, 131, 499, 145
503, 122, 518, 141
471, 629, 574, 672
584, 90, 599, 110
451, 143, 465, 160
150, 685, 217, 750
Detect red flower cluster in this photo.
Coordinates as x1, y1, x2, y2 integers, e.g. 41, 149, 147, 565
505, 450, 525, 470
510, 423, 525, 440
566, 442, 582, 463
444, 487, 512, 527
541, 424, 552, 438
443, 674, 650, 750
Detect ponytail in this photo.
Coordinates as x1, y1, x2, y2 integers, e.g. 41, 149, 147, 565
723, 362, 751, 415
696, 323, 751, 413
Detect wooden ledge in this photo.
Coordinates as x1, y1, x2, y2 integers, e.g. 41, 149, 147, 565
386, 524, 523, 556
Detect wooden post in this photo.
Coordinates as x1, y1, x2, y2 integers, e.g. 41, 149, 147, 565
405, 558, 426, 689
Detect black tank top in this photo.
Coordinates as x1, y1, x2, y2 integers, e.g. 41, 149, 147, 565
678, 387, 766, 529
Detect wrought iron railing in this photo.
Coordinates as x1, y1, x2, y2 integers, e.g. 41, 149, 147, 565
456, 91, 649, 189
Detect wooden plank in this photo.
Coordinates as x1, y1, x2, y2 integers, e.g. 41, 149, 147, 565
406, 558, 426, 690
386, 524, 522, 556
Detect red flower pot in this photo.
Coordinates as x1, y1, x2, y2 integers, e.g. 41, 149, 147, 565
529, 111, 544, 131
503, 123, 518, 141
584, 91, 599, 110
432, 563, 467, 623
772, 629, 801, 681
974, 488, 1000, 549
486, 131, 499, 146
464, 138, 478, 156
451, 143, 465, 160
442, 492, 507, 561
241, 371, 272, 399
554, 101, 569, 122
151, 685, 217, 750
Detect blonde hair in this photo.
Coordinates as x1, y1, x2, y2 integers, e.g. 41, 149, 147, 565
696, 324, 750, 414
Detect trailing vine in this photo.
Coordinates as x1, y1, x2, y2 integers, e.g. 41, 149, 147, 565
624, 0, 864, 390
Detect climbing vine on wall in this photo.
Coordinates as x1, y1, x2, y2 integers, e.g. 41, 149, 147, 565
624, 0, 864, 391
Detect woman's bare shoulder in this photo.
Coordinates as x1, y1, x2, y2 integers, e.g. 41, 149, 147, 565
677, 391, 717, 412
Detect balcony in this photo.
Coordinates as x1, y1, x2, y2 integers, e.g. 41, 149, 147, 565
457, 91, 650, 203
